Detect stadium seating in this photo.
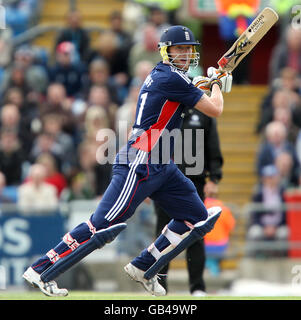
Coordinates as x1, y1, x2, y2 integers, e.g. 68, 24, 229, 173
218, 85, 267, 206
33, 0, 125, 53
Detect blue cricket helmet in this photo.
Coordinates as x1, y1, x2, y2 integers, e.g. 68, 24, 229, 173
158, 25, 200, 47
158, 25, 200, 70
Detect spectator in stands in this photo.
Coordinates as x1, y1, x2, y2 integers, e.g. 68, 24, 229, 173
148, 6, 171, 36
3, 87, 39, 136
42, 114, 76, 176
0, 64, 30, 98
13, 45, 49, 94
80, 59, 121, 105
61, 171, 95, 202
269, 26, 301, 82
30, 132, 64, 172
88, 140, 112, 198
128, 23, 161, 77
131, 59, 154, 87
76, 141, 98, 198
109, 10, 133, 61
55, 10, 90, 62
88, 30, 129, 94
275, 151, 299, 189
0, 103, 32, 156
134, 0, 182, 24
84, 106, 116, 181
257, 67, 301, 131
40, 83, 77, 137
0, 103, 18, 128
121, 0, 147, 34
115, 82, 140, 148
82, 105, 114, 197
0, 171, 14, 204
0, 128, 25, 186
256, 87, 300, 134
256, 121, 300, 180
87, 85, 117, 131
3, 86, 25, 112
247, 164, 288, 257
48, 41, 87, 98
14, 46, 36, 70
272, 67, 301, 95
1, 46, 49, 98
273, 105, 300, 144
84, 104, 110, 136
18, 163, 58, 214
204, 196, 235, 276
36, 152, 67, 197
65, 140, 111, 200
133, 6, 170, 44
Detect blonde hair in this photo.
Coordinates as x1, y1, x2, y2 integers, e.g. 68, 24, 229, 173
84, 105, 110, 139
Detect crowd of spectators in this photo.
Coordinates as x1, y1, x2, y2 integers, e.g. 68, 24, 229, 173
0, 3, 172, 217
248, 24, 301, 257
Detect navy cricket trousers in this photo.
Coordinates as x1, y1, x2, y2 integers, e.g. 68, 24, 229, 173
91, 158, 208, 229
31, 151, 208, 274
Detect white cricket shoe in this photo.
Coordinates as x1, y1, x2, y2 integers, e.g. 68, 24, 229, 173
124, 263, 166, 296
192, 290, 207, 297
22, 267, 68, 297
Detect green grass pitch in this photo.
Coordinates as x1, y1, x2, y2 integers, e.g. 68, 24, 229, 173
1, 291, 301, 300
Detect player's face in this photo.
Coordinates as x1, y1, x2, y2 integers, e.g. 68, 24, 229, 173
168, 45, 193, 71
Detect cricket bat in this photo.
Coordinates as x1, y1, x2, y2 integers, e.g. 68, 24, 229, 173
217, 7, 279, 73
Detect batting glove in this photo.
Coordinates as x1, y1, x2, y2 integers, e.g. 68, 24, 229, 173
192, 75, 211, 95
207, 67, 233, 93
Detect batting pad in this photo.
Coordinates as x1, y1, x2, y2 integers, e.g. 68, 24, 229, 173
144, 207, 222, 280
40, 223, 126, 282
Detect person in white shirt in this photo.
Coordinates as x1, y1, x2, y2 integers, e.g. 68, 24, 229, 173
18, 163, 58, 214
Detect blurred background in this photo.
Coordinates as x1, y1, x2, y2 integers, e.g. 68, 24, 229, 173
0, 0, 301, 296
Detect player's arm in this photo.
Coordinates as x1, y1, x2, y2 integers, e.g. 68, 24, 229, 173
193, 67, 232, 117
194, 83, 224, 117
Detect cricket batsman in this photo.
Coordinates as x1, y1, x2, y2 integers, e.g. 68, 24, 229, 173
23, 25, 232, 296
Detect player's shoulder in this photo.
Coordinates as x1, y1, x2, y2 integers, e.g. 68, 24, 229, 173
169, 66, 192, 85
154, 62, 192, 85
